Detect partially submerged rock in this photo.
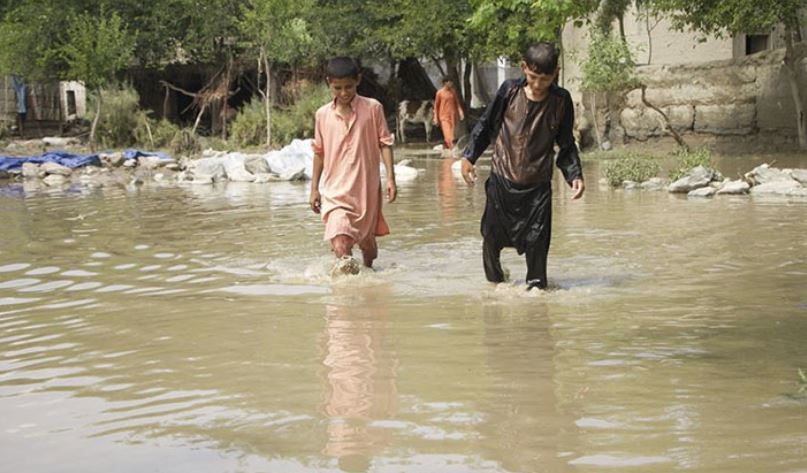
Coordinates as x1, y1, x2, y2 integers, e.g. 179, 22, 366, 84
716, 179, 750, 195
668, 165, 716, 193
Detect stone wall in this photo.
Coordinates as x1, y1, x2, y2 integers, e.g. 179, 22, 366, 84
617, 46, 805, 141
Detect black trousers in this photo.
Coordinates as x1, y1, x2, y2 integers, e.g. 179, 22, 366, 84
482, 214, 551, 289
481, 174, 552, 289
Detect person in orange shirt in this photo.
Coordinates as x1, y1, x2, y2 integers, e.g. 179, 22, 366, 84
433, 77, 465, 156
310, 57, 397, 276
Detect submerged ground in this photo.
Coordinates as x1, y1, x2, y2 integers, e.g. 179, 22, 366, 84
1, 148, 806, 472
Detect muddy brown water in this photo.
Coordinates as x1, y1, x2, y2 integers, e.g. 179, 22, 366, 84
1, 149, 806, 472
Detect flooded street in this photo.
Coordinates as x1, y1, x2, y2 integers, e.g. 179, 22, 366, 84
1, 149, 806, 472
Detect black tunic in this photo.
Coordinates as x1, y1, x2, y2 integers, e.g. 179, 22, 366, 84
463, 79, 582, 253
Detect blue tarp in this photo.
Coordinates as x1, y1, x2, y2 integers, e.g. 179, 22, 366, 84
0, 151, 100, 172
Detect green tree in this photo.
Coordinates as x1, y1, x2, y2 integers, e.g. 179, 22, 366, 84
60, 10, 135, 147
654, 0, 807, 149
468, 0, 599, 61
240, 0, 314, 146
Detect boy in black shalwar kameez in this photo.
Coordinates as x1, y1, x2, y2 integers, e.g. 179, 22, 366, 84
461, 42, 585, 290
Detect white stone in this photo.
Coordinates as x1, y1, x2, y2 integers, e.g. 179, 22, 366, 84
716, 179, 750, 195
43, 174, 67, 186
22, 162, 40, 178
688, 187, 717, 197
40, 162, 72, 176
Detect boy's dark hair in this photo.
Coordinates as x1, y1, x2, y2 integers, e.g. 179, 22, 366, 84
441, 76, 452, 84
326, 57, 360, 79
523, 42, 559, 74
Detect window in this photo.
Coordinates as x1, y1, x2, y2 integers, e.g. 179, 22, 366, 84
745, 34, 769, 55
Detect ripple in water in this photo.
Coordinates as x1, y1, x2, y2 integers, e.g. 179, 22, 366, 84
0, 263, 31, 273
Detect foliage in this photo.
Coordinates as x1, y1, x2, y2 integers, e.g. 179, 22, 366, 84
59, 10, 134, 90
0, 1, 70, 80
799, 368, 807, 394
669, 147, 713, 181
0, 120, 9, 140
581, 31, 637, 93
230, 99, 266, 147
231, 81, 330, 147
653, 0, 806, 36
170, 128, 201, 156
87, 84, 144, 147
468, 0, 598, 61
273, 82, 331, 145
133, 117, 182, 149
603, 153, 661, 187
239, 0, 314, 65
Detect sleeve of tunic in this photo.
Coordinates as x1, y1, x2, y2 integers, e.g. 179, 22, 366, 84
312, 108, 325, 155
555, 91, 583, 184
374, 103, 394, 147
463, 80, 512, 164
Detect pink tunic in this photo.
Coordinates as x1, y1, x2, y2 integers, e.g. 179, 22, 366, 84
313, 95, 395, 242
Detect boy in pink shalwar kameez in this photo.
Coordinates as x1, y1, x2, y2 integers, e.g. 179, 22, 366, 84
310, 57, 397, 274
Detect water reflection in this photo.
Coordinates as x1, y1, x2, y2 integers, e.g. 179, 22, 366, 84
320, 286, 398, 472
479, 302, 574, 473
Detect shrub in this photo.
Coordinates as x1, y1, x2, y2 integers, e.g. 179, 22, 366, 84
603, 153, 661, 187
88, 84, 146, 147
669, 148, 714, 181
230, 98, 267, 147
133, 117, 181, 149
170, 128, 201, 156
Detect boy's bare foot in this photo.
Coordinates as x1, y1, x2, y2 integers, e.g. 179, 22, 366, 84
331, 255, 361, 277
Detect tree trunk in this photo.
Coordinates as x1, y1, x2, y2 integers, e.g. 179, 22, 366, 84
462, 57, 473, 113
640, 84, 689, 151
590, 94, 602, 149
264, 53, 273, 147
90, 87, 102, 151
784, 27, 807, 150
444, 52, 464, 104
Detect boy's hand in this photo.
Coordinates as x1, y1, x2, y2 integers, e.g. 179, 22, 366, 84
571, 178, 585, 200
461, 158, 477, 186
309, 189, 321, 214
387, 180, 397, 203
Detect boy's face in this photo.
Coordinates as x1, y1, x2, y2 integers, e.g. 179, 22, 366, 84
327, 76, 360, 106
521, 62, 558, 97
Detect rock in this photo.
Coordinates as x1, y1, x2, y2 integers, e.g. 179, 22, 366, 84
42, 174, 68, 186
744, 163, 794, 186
123, 159, 137, 168
42, 136, 79, 147
39, 162, 73, 176
622, 180, 639, 190
245, 155, 271, 175
253, 173, 280, 183
190, 174, 214, 185
279, 168, 306, 181
165, 163, 180, 171
22, 162, 40, 178
600, 140, 613, 151
191, 160, 226, 182
668, 165, 715, 193
688, 187, 716, 198
129, 176, 144, 186
137, 156, 163, 170
640, 177, 668, 191
750, 180, 807, 197
99, 152, 124, 168
785, 168, 807, 185
716, 179, 750, 195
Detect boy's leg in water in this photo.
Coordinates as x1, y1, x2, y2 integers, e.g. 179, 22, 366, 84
331, 235, 355, 257
358, 236, 378, 268
483, 237, 506, 283
525, 215, 552, 290
330, 235, 360, 275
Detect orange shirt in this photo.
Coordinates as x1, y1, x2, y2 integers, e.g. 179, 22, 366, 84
434, 87, 461, 122
313, 95, 394, 242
